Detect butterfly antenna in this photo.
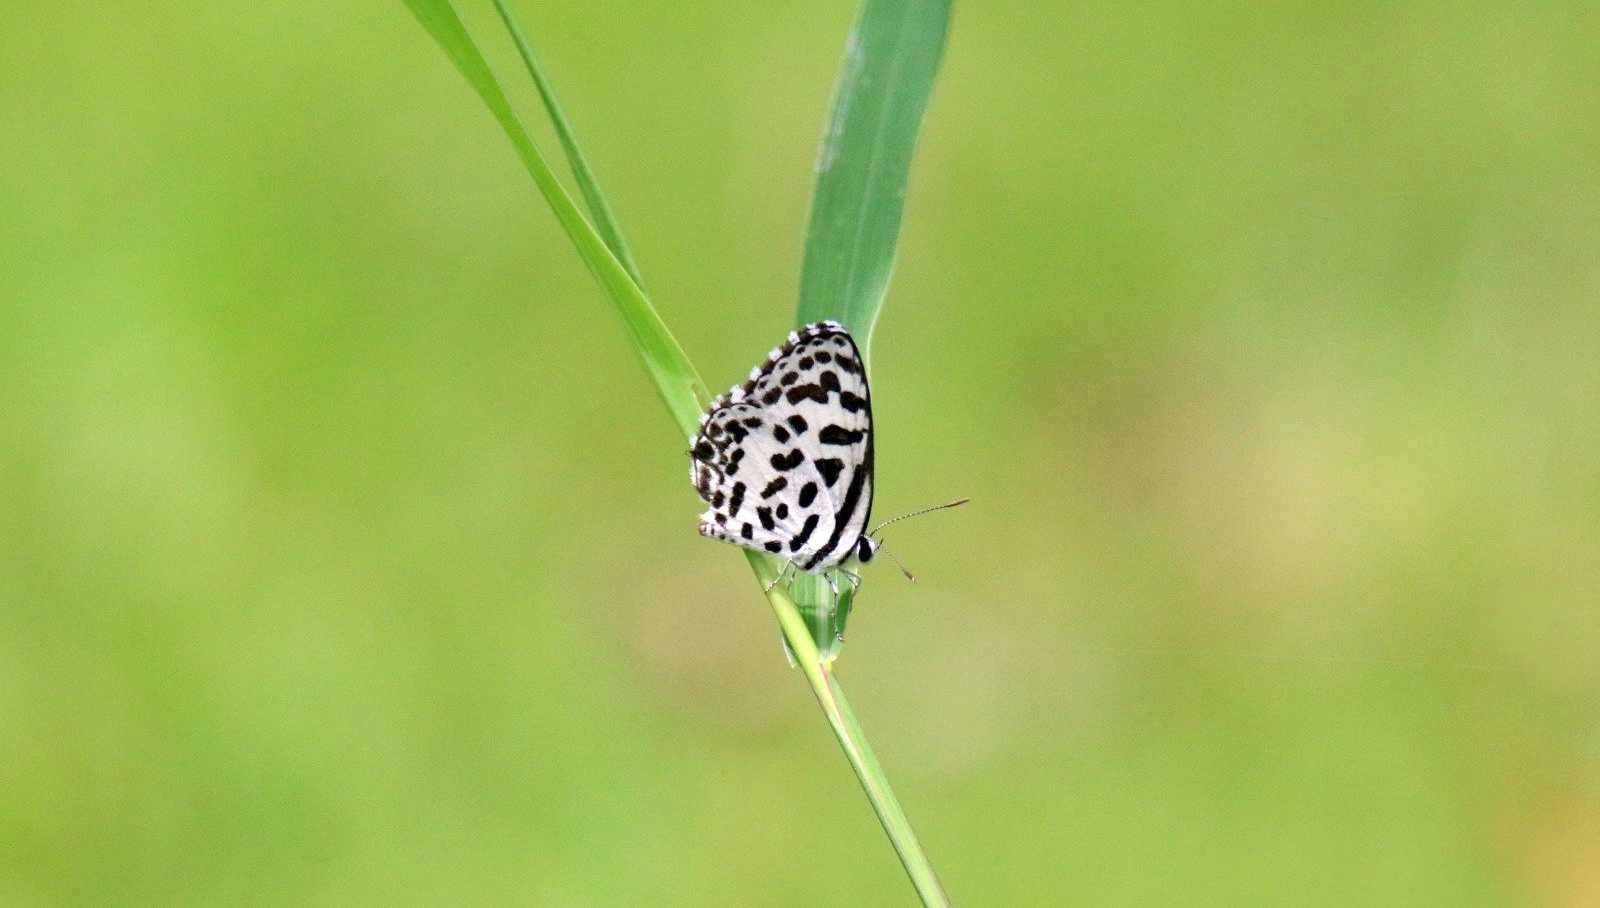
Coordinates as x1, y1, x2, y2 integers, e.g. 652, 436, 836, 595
868, 497, 970, 536
875, 543, 918, 584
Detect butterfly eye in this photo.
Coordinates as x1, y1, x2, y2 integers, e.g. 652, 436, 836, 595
856, 536, 876, 563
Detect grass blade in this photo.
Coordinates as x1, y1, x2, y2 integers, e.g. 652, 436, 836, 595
488, 0, 646, 289
795, 0, 952, 353
790, 0, 951, 659
402, 0, 705, 434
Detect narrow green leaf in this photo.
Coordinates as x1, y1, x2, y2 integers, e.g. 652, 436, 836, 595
791, 0, 951, 662
795, 0, 952, 353
489, 0, 646, 289
790, 0, 950, 659
403, 0, 705, 435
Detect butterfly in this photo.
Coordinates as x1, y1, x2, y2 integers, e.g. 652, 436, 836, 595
689, 320, 964, 596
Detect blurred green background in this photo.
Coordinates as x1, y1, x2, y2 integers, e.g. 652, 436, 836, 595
4, 1, 1598, 904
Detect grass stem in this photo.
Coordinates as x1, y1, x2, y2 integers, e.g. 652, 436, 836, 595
750, 553, 952, 906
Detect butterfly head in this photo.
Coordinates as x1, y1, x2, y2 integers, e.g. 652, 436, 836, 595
855, 535, 880, 564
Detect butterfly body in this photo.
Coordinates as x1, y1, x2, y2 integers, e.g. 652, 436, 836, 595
690, 321, 877, 575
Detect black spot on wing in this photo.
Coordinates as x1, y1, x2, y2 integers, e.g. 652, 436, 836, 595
729, 482, 746, 515
762, 388, 782, 405
815, 458, 844, 487
785, 384, 829, 406
692, 441, 715, 462
786, 414, 808, 433
788, 514, 820, 552
819, 371, 841, 394
770, 449, 805, 471
760, 476, 787, 499
775, 502, 789, 519
839, 391, 866, 413
763, 540, 782, 554
773, 425, 790, 443
798, 482, 818, 508
797, 356, 813, 369
756, 507, 775, 531
741, 522, 753, 540
818, 425, 864, 446
780, 371, 799, 386
814, 351, 832, 364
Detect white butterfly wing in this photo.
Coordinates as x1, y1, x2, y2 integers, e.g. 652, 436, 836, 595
690, 322, 874, 572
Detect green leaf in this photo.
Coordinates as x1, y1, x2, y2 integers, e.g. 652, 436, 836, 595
790, 0, 950, 662
402, 0, 705, 436
795, 0, 952, 354
488, 0, 646, 289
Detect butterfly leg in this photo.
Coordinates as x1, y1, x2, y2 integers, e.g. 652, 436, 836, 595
838, 568, 862, 597
823, 570, 843, 613
764, 559, 796, 594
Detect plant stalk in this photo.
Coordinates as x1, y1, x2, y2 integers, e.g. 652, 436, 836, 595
748, 553, 953, 907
